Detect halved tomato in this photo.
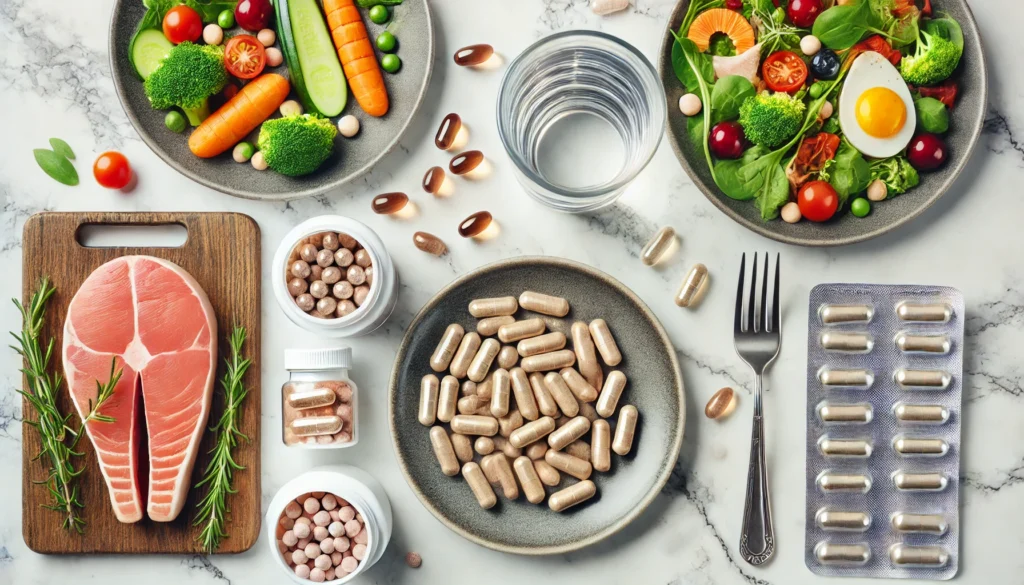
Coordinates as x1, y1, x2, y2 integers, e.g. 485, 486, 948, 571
762, 51, 808, 94
224, 35, 266, 80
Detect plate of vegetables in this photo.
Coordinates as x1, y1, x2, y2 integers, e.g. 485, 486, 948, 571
111, 0, 433, 200
658, 0, 986, 246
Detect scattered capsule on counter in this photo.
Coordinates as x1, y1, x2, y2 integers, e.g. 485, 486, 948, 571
641, 226, 675, 266
454, 44, 494, 66
704, 387, 736, 420
371, 192, 408, 214
422, 166, 446, 195
675, 263, 709, 308
458, 211, 492, 237
413, 231, 447, 256
450, 150, 484, 175
435, 113, 462, 150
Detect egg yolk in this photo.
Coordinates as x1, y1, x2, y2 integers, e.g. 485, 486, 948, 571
855, 87, 907, 138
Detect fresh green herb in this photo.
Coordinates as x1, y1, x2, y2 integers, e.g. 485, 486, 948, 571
914, 96, 949, 133
672, 34, 717, 182
711, 76, 756, 124
869, 155, 919, 196
820, 137, 871, 206
48, 138, 75, 160
868, 0, 920, 48
194, 326, 253, 553
749, 2, 802, 55
33, 149, 79, 186
13, 280, 122, 532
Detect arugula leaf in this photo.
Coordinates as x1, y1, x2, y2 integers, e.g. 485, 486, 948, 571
49, 138, 75, 160
34, 149, 79, 186
711, 76, 756, 124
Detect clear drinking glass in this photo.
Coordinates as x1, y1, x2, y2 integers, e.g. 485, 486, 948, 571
496, 30, 665, 212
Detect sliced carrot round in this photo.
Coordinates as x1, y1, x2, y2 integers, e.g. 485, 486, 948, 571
687, 8, 756, 55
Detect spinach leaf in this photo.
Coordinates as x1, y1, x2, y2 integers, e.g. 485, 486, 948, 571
914, 96, 949, 133
687, 116, 705, 146
754, 164, 790, 220
812, 0, 874, 49
826, 138, 871, 205
714, 146, 773, 201
185, 0, 237, 22
34, 149, 79, 186
711, 76, 756, 124
671, 35, 714, 93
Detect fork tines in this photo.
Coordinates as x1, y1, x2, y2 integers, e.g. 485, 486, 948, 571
734, 252, 780, 335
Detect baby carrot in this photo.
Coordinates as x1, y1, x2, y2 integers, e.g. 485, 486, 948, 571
323, 0, 389, 117
188, 73, 290, 158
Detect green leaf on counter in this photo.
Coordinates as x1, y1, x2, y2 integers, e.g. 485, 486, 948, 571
49, 138, 75, 160
33, 149, 79, 186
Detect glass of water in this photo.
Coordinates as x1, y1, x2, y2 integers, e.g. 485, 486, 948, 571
496, 30, 665, 213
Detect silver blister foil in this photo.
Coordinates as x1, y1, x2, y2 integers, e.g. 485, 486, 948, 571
806, 284, 963, 580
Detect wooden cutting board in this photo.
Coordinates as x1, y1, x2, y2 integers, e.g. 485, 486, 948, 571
21, 212, 261, 554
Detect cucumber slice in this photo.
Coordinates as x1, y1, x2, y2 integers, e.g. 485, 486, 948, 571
286, 0, 347, 117
273, 0, 315, 114
130, 29, 173, 80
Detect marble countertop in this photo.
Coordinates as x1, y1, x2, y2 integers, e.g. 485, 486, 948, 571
2, 0, 1022, 583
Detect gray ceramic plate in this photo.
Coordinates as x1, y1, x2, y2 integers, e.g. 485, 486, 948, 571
388, 257, 685, 555
658, 0, 987, 246
109, 0, 433, 200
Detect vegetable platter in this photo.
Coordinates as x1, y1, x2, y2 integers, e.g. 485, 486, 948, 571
658, 0, 986, 246
110, 0, 434, 201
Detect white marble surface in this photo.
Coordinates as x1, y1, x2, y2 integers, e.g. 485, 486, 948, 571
1, 0, 1022, 583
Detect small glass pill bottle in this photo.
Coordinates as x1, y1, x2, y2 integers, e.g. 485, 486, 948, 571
282, 347, 358, 449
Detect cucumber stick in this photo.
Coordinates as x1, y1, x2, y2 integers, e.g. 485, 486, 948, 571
130, 29, 173, 80
278, 0, 347, 117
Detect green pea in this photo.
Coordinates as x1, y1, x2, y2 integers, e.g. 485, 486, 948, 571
376, 31, 397, 52
368, 5, 389, 24
165, 110, 187, 133
808, 82, 824, 99
217, 9, 234, 29
851, 198, 871, 218
381, 53, 401, 73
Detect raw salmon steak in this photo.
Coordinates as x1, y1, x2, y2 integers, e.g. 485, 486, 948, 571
62, 256, 217, 523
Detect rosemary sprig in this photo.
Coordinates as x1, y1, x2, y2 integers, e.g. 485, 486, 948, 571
12, 279, 121, 532
194, 326, 252, 553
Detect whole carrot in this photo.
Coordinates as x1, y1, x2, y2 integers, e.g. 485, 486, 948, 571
323, 0, 389, 117
189, 74, 290, 158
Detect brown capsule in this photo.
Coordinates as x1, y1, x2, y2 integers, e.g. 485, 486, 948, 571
459, 211, 493, 238
413, 231, 447, 256
371, 192, 408, 215
422, 166, 446, 194
705, 387, 737, 420
434, 113, 462, 150
454, 44, 494, 66
450, 150, 484, 175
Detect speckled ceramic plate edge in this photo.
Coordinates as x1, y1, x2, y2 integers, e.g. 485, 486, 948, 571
387, 256, 686, 556
657, 0, 988, 247
107, 0, 435, 201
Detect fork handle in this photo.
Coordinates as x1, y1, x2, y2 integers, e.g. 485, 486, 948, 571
739, 377, 774, 565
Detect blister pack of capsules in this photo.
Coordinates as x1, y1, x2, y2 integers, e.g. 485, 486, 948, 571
805, 284, 963, 580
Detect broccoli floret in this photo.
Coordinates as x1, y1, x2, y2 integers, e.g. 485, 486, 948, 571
901, 21, 964, 85
738, 92, 806, 149
144, 42, 227, 126
257, 114, 337, 177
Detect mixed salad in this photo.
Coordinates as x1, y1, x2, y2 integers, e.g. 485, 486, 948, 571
128, 0, 407, 177
671, 0, 964, 224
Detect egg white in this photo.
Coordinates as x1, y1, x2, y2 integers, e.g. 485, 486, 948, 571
838, 51, 917, 158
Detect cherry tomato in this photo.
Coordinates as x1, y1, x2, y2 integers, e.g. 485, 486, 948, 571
798, 180, 839, 222
725, 0, 744, 9
787, 0, 823, 28
162, 5, 203, 45
93, 152, 132, 189
235, 0, 273, 32
763, 51, 809, 94
709, 121, 747, 159
224, 35, 266, 80
907, 133, 948, 171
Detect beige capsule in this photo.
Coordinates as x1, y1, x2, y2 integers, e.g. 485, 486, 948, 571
818, 369, 874, 388
418, 374, 440, 426
560, 368, 598, 402
892, 436, 949, 457
450, 415, 499, 436
892, 513, 948, 535
291, 415, 343, 437
548, 416, 592, 451
529, 372, 560, 417
497, 346, 519, 369
462, 462, 497, 509
429, 426, 460, 476
815, 509, 871, 532
468, 296, 518, 318
518, 291, 569, 317
509, 416, 556, 448
522, 349, 577, 373
640, 226, 675, 267
497, 409, 524, 438
437, 375, 460, 423
819, 304, 873, 324
468, 338, 501, 382
498, 318, 546, 343
510, 367, 540, 421
474, 436, 495, 455
571, 322, 603, 389
449, 332, 482, 379
451, 433, 474, 463
430, 324, 465, 373
588, 319, 622, 366
566, 440, 590, 460
577, 398, 599, 422
534, 459, 561, 486
457, 395, 484, 415
814, 542, 870, 565
489, 368, 511, 417
476, 375, 493, 400
893, 471, 948, 491
817, 402, 873, 424
889, 544, 949, 567
612, 405, 638, 456
481, 454, 501, 484
895, 369, 951, 390
596, 370, 627, 418
675, 264, 709, 308
517, 332, 566, 357
490, 453, 519, 499
821, 332, 874, 352
817, 472, 872, 493
493, 435, 522, 459
287, 387, 336, 410
545, 450, 592, 480
513, 457, 546, 504
543, 372, 580, 417
460, 380, 477, 397
818, 437, 873, 458
526, 442, 548, 460
477, 315, 514, 337
548, 480, 597, 512
894, 403, 949, 424
896, 333, 951, 354
704, 387, 737, 420
591, 419, 611, 472
896, 302, 952, 323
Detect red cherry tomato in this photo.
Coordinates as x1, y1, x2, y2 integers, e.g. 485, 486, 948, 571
224, 35, 267, 80
798, 180, 839, 222
93, 152, 133, 189
709, 121, 747, 159
787, 0, 824, 28
907, 133, 948, 171
162, 5, 203, 44
763, 51, 809, 94
235, 0, 273, 32
725, 0, 744, 9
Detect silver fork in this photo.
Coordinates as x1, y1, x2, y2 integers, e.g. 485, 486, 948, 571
734, 252, 781, 566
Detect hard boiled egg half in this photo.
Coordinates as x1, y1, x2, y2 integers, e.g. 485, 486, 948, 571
838, 51, 916, 158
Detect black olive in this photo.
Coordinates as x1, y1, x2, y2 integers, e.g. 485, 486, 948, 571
811, 49, 841, 80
